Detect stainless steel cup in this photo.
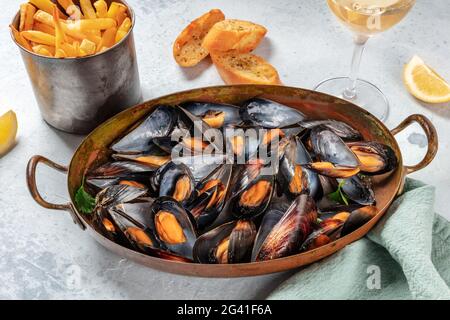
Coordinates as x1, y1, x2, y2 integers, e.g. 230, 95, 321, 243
10, 0, 142, 134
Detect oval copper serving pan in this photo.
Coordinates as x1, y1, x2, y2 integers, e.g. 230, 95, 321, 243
26, 85, 438, 277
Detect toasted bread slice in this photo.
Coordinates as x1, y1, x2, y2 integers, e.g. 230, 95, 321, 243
211, 52, 281, 85
202, 19, 267, 53
173, 9, 225, 67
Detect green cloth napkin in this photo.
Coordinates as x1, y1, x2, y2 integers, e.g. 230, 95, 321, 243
268, 178, 450, 300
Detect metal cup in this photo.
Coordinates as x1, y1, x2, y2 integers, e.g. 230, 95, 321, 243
10, 0, 142, 134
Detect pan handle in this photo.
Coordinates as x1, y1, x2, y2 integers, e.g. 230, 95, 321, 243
391, 114, 438, 175
26, 155, 86, 230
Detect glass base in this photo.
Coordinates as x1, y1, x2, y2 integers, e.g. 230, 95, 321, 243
314, 77, 389, 122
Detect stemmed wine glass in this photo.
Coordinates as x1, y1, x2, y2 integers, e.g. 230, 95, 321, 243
315, 0, 416, 121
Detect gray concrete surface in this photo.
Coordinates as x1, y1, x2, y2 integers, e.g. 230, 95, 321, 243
0, 0, 448, 299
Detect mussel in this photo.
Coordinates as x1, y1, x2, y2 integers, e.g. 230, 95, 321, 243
300, 218, 344, 251
278, 137, 320, 199
254, 194, 318, 261
86, 161, 157, 189
193, 220, 256, 264
150, 161, 195, 204
146, 197, 197, 259
111, 105, 177, 154
181, 102, 242, 128
240, 98, 306, 128
299, 120, 362, 141
340, 206, 378, 236
339, 175, 375, 206
305, 127, 360, 178
113, 142, 171, 168
230, 159, 275, 219
348, 141, 398, 175
187, 164, 232, 230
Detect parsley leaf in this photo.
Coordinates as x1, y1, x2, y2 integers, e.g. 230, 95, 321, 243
74, 184, 95, 215
328, 180, 349, 205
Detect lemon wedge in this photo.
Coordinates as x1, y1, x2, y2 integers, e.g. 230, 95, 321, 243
403, 55, 450, 104
0, 110, 18, 156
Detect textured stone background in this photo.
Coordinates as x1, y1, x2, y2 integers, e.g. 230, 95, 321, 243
0, 0, 448, 299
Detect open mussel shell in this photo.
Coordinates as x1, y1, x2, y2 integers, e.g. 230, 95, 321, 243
111, 105, 177, 154
300, 218, 344, 252
348, 141, 398, 175
188, 164, 233, 231
299, 120, 362, 141
150, 161, 195, 205
255, 194, 318, 261
193, 220, 256, 264
181, 102, 242, 128
339, 175, 375, 206
86, 161, 157, 189
278, 137, 320, 199
305, 127, 360, 178
95, 185, 148, 209
340, 206, 378, 236
112, 142, 171, 168
173, 154, 226, 183
147, 197, 197, 260
230, 160, 275, 219
240, 98, 306, 128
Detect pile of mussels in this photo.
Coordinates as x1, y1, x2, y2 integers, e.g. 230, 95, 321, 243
85, 98, 398, 263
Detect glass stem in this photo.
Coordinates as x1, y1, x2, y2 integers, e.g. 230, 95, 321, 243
343, 35, 369, 100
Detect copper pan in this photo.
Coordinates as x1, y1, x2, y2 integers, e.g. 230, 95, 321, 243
26, 85, 438, 277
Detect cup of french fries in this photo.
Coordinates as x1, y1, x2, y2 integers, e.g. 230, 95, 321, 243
9, 0, 142, 134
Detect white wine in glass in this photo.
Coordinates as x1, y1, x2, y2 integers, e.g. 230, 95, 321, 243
315, 0, 416, 121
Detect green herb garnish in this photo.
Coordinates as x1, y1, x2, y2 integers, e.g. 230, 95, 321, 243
74, 183, 95, 215
328, 180, 349, 205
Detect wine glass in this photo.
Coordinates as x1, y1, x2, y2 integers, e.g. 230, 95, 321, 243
315, 0, 416, 121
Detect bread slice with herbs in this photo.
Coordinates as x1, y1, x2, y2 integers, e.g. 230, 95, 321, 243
173, 9, 225, 67
211, 51, 281, 85
202, 19, 267, 53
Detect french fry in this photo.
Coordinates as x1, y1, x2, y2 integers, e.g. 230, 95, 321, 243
34, 10, 100, 45
65, 18, 117, 32
9, 25, 32, 51
21, 30, 55, 46
32, 45, 53, 56
107, 2, 127, 24
72, 41, 80, 55
20, 3, 37, 31
34, 21, 55, 35
53, 7, 67, 52
94, 0, 108, 18
115, 17, 131, 43
79, 38, 96, 55
32, 44, 55, 55
80, 0, 97, 19
61, 43, 77, 56
55, 48, 67, 58
29, 0, 66, 18
98, 27, 117, 51
57, 0, 83, 20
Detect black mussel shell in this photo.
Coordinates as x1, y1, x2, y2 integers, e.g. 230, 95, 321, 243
278, 137, 320, 199
95, 185, 148, 209
150, 161, 195, 205
341, 206, 378, 236
300, 218, 344, 252
339, 175, 375, 206
348, 141, 398, 175
148, 197, 197, 259
240, 98, 306, 128
193, 220, 256, 264
112, 142, 171, 168
111, 105, 177, 154
181, 102, 242, 128
86, 161, 157, 189
188, 164, 233, 230
300, 120, 362, 141
255, 194, 318, 261
173, 154, 226, 183
251, 208, 284, 261
230, 160, 275, 219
